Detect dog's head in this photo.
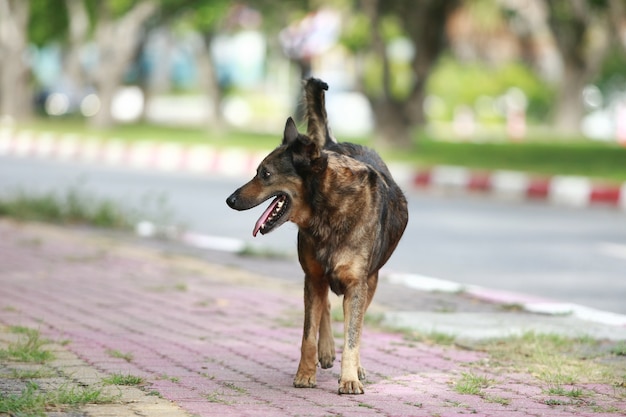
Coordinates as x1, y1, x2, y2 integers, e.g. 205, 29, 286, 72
226, 117, 327, 236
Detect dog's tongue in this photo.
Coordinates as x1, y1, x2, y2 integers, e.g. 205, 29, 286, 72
253, 197, 280, 237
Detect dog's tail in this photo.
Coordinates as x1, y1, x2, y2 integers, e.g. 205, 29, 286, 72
304, 78, 337, 147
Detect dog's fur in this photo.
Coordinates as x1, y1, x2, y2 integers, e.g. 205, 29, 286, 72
226, 78, 408, 394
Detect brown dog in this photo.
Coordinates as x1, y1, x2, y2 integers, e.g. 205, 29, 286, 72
226, 78, 408, 394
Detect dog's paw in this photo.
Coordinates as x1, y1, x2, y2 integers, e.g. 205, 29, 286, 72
338, 379, 364, 395
293, 372, 317, 388
318, 352, 335, 369
358, 366, 366, 381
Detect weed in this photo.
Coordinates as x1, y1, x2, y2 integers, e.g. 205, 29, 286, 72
403, 330, 457, 346
9, 368, 55, 379
158, 374, 180, 383
105, 349, 133, 362
482, 395, 510, 405
0, 327, 54, 363
546, 386, 584, 398
611, 342, 626, 356
0, 381, 114, 415
102, 373, 145, 386
358, 402, 374, 408
205, 391, 232, 405
454, 372, 493, 395
223, 382, 247, 394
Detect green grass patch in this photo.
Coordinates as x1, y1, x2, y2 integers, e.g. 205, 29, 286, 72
0, 327, 54, 364
390, 138, 626, 182
102, 373, 145, 386
473, 332, 621, 386
0, 186, 130, 229
454, 372, 493, 395
0, 381, 114, 415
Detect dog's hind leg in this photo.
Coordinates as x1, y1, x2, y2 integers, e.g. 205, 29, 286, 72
355, 272, 379, 382
318, 296, 335, 369
294, 273, 328, 388
338, 278, 368, 395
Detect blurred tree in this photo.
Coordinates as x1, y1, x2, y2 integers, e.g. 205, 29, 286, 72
543, 0, 613, 134
85, 0, 159, 128
354, 0, 461, 148
0, 0, 32, 120
498, 0, 622, 135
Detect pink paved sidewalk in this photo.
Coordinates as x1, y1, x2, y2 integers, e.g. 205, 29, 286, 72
1, 220, 625, 417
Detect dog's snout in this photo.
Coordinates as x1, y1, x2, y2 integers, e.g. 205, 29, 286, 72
226, 193, 238, 209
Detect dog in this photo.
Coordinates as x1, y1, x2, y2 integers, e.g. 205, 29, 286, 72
226, 78, 408, 394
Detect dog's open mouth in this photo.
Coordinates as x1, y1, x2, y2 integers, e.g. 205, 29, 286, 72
253, 194, 290, 237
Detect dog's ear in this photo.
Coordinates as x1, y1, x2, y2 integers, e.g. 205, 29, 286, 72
282, 117, 299, 145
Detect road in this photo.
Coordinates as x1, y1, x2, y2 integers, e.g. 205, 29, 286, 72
1, 155, 625, 314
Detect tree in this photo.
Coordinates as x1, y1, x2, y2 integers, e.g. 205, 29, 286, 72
544, 0, 613, 134
350, 0, 460, 148
0, 0, 31, 120
87, 0, 159, 128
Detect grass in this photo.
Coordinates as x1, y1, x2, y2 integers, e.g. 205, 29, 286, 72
102, 373, 145, 386
105, 349, 133, 362
473, 332, 618, 386
0, 327, 54, 364
0, 186, 131, 229
13, 118, 626, 182
454, 372, 494, 395
0, 381, 113, 415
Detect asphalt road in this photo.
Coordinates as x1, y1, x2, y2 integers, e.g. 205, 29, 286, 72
1, 155, 625, 314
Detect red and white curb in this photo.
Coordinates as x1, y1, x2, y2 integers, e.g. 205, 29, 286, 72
0, 128, 267, 178
413, 165, 626, 210
2, 128, 625, 211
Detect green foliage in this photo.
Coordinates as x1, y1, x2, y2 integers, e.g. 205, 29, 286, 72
29, 0, 69, 46
427, 56, 555, 122
340, 12, 371, 53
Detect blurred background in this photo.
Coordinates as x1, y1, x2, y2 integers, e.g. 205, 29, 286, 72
2, 0, 626, 315
1, 0, 626, 145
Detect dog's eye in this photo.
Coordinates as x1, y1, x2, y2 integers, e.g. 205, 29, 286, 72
260, 169, 271, 179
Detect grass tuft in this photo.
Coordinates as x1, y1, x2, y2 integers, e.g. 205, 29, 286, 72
0, 327, 54, 364
454, 372, 493, 395
102, 373, 145, 386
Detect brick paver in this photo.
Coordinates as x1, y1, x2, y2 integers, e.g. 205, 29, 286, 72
1, 220, 624, 416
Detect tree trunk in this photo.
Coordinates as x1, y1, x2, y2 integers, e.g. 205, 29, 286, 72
0, 0, 32, 121
545, 0, 610, 135
64, 0, 89, 92
89, 0, 158, 129
359, 0, 460, 148
196, 31, 224, 133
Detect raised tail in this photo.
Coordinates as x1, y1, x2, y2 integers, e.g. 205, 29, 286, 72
304, 78, 336, 148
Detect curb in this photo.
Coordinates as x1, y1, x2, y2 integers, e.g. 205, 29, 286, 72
168, 226, 626, 328
413, 165, 626, 210
2, 128, 625, 211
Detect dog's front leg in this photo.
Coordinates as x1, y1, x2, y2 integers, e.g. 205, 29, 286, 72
338, 281, 367, 394
294, 274, 327, 388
